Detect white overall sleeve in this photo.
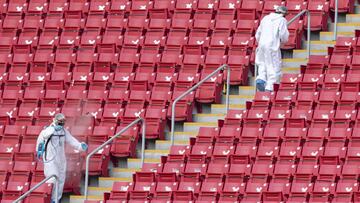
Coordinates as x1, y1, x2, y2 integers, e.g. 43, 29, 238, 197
255, 20, 263, 43
36, 127, 55, 151
64, 129, 83, 151
279, 19, 289, 43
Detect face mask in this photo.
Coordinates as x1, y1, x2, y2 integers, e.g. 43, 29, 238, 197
54, 125, 63, 131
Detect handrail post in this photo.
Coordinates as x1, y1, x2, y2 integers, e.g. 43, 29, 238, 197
333, 0, 338, 40
307, 11, 311, 58
170, 64, 230, 145
84, 117, 144, 199
14, 174, 59, 203
140, 118, 146, 167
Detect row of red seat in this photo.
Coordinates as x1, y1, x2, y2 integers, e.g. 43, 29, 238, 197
0, 0, 345, 13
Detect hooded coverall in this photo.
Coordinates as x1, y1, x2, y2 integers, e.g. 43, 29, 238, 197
36, 124, 83, 201
255, 12, 289, 91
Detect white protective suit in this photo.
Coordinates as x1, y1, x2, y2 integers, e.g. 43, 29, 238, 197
255, 12, 289, 91
36, 124, 83, 201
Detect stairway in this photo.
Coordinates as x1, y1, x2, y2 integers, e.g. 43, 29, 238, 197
68, 6, 360, 203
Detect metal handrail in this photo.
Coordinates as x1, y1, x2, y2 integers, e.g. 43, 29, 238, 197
287, 9, 311, 58
14, 174, 59, 203
334, 0, 338, 40
84, 117, 145, 199
170, 64, 230, 145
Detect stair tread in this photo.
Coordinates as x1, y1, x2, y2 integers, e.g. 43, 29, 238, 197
112, 168, 141, 172
156, 140, 189, 144
293, 49, 327, 53
212, 104, 245, 108
145, 149, 169, 153
99, 177, 132, 181
320, 31, 353, 35
128, 158, 160, 163
70, 195, 103, 199
88, 186, 112, 191
194, 113, 226, 117
184, 122, 217, 126
283, 58, 307, 62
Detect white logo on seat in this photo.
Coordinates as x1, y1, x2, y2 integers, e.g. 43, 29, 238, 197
122, 76, 129, 81
332, 77, 340, 83
256, 187, 262, 192
98, 5, 105, 10
38, 75, 45, 81
120, 186, 129, 191
165, 76, 172, 81
88, 40, 96, 44
317, 5, 323, 10
301, 187, 308, 192
80, 75, 87, 81
102, 75, 109, 80
289, 151, 296, 156
311, 151, 318, 156
322, 187, 329, 192
208, 3, 214, 8
222, 150, 230, 155
241, 40, 249, 45
228, 3, 235, 8
186, 3, 192, 8
153, 40, 160, 44
178, 150, 185, 155
16, 6, 23, 11
25, 40, 33, 45
196, 40, 204, 45
27, 111, 35, 116
290, 77, 297, 82
346, 187, 353, 192
132, 39, 139, 44
6, 111, 13, 118
187, 76, 194, 81
6, 147, 13, 152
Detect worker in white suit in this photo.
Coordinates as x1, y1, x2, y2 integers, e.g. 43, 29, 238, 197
255, 6, 289, 91
36, 113, 88, 203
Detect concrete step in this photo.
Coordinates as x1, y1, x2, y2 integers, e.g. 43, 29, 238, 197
165, 131, 197, 141
88, 187, 112, 196
193, 113, 226, 122
282, 58, 308, 67
144, 149, 169, 159
329, 22, 360, 33
346, 14, 360, 23
183, 122, 217, 132
211, 104, 246, 114
293, 49, 327, 58
127, 158, 161, 169
238, 86, 255, 95
98, 177, 132, 188
70, 195, 103, 203
303, 40, 335, 50
319, 31, 354, 41
155, 140, 189, 150
282, 67, 300, 74
222, 94, 254, 105
110, 168, 140, 178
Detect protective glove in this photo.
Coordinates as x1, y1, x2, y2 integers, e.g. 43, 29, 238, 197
81, 142, 88, 151
37, 142, 45, 159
